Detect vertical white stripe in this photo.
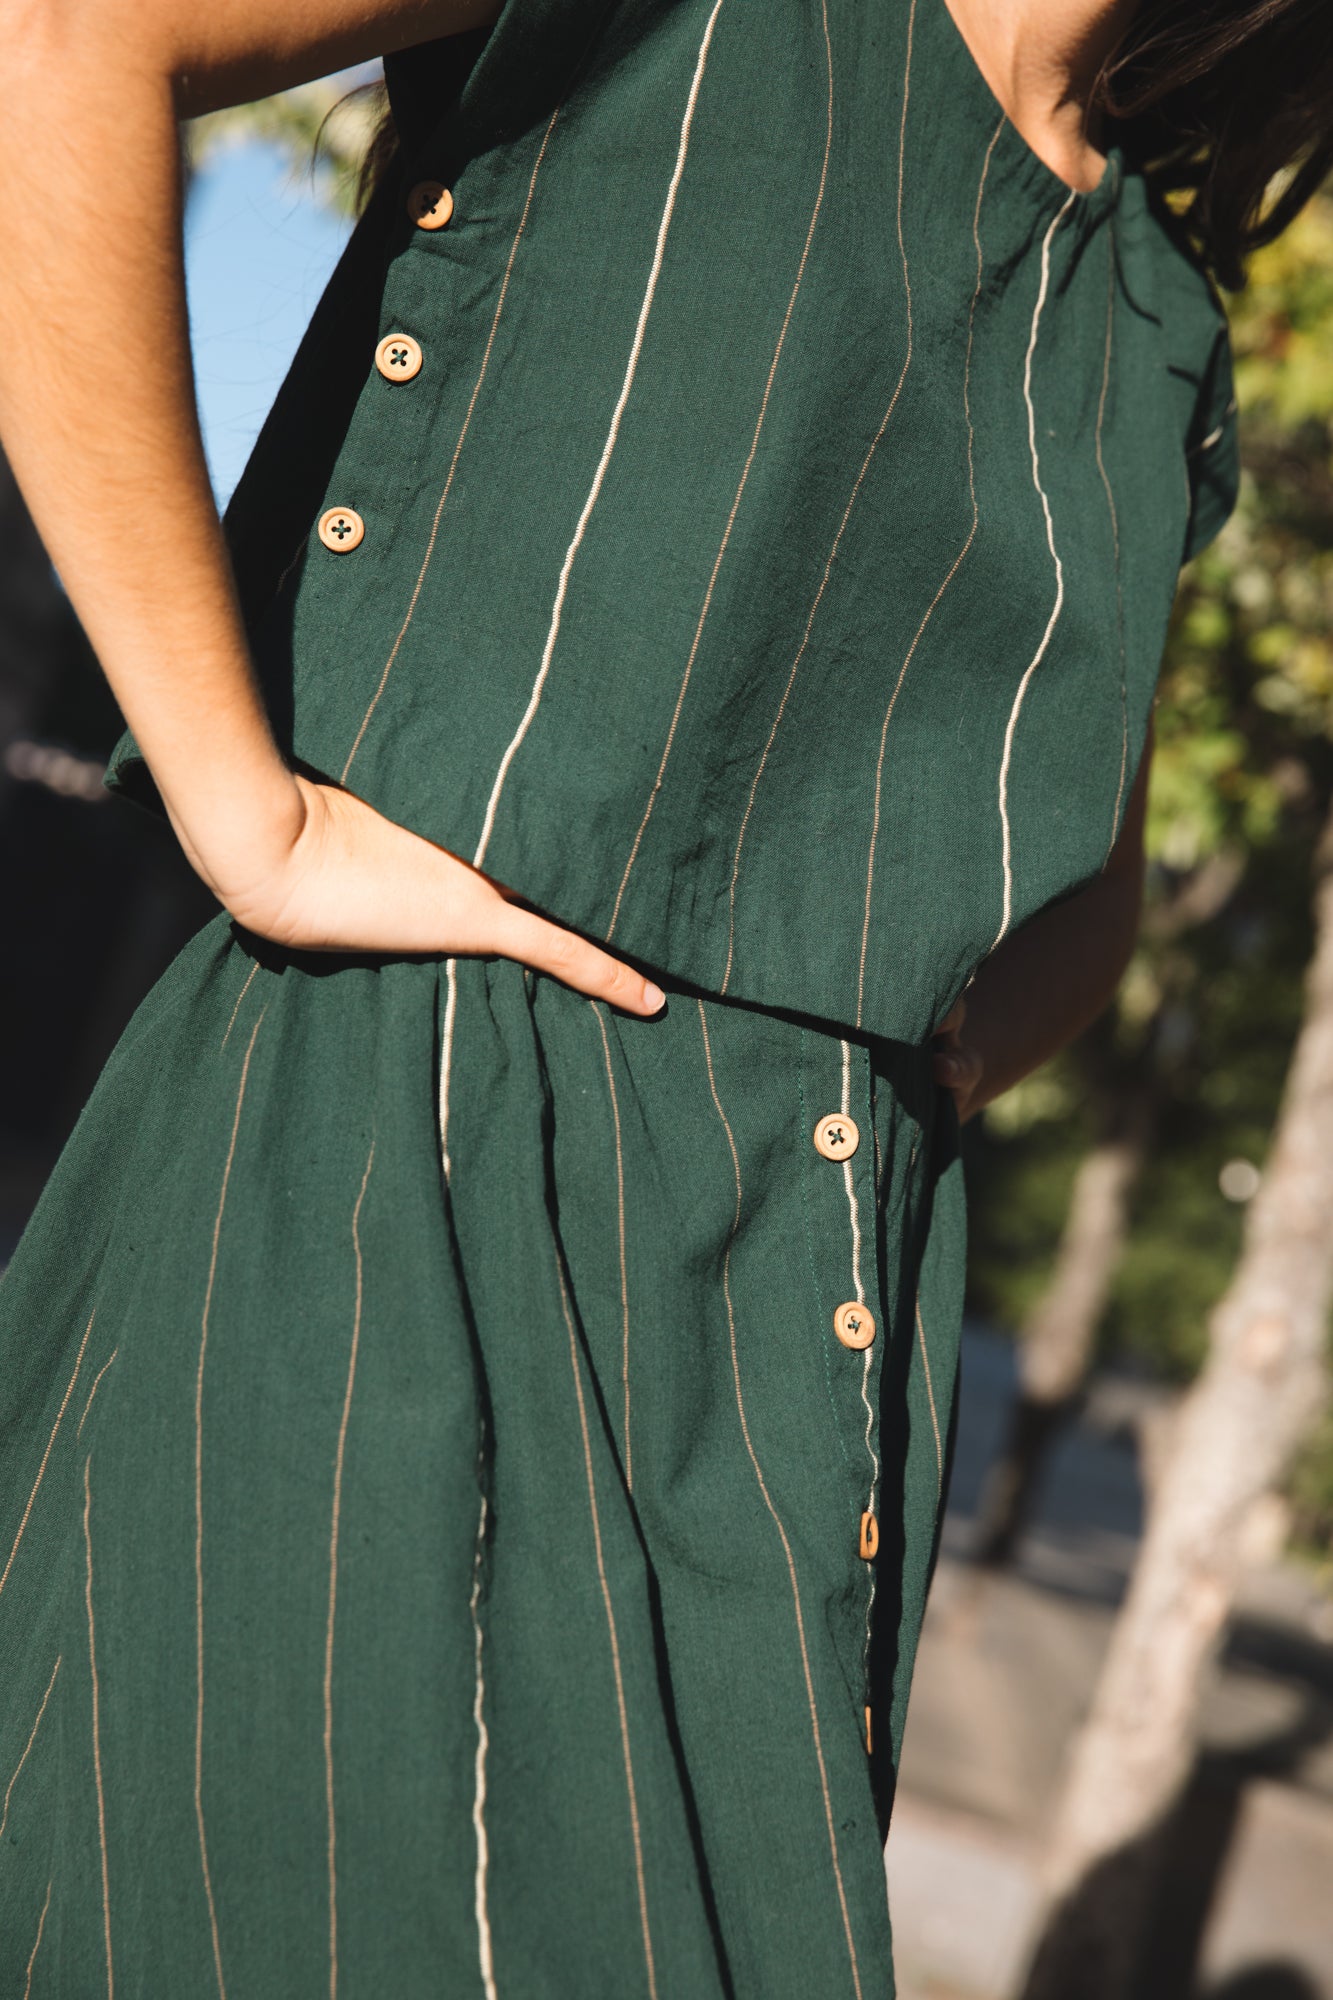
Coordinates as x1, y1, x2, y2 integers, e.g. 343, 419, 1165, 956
84, 1457, 113, 2000
606, 0, 835, 938
855, 116, 1002, 1027
470, 0, 727, 875
23, 1877, 52, 1999
324, 1138, 376, 2000
1094, 207, 1129, 863
469, 1484, 496, 2000
840, 1042, 880, 1679
721, 0, 918, 995
438, 957, 459, 1185
838, 1041, 865, 1310
991, 187, 1078, 951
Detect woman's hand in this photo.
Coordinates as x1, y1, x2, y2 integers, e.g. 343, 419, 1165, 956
173, 773, 666, 1015
931, 992, 984, 1123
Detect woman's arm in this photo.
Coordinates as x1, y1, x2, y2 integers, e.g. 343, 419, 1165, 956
0, 0, 665, 1015
933, 716, 1153, 1120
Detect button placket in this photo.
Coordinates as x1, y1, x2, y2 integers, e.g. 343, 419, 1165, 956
810, 1034, 884, 1750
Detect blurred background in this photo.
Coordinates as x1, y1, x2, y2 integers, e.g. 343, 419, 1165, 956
1, 73, 1331, 2000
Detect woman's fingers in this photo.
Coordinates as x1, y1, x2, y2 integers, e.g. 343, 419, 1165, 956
213, 781, 667, 1015
498, 902, 666, 1015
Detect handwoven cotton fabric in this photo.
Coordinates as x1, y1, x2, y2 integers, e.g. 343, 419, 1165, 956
1, 0, 1239, 1993
0, 932, 962, 1996
110, 0, 1239, 1046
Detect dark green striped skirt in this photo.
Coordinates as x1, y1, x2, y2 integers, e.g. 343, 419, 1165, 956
0, 914, 964, 1997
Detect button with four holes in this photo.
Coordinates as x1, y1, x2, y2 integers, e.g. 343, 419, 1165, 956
833, 1300, 876, 1351
375, 332, 423, 383
813, 1113, 859, 1161
407, 180, 454, 230
859, 1511, 879, 1560
317, 506, 364, 553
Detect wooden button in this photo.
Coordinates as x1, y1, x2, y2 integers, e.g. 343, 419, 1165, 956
833, 1301, 876, 1351
375, 333, 423, 383
859, 1511, 879, 1560
865, 1705, 874, 1754
813, 1113, 859, 1161
317, 506, 364, 553
407, 180, 453, 230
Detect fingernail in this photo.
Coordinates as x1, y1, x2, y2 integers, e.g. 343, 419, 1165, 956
938, 1053, 962, 1078
643, 981, 666, 1012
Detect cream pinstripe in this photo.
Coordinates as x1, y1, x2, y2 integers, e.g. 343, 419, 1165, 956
722, 0, 919, 995
992, 185, 1080, 951
607, 0, 835, 939
855, 114, 1004, 1028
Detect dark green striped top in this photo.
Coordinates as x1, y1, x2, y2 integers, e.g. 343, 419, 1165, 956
110, 0, 1240, 1045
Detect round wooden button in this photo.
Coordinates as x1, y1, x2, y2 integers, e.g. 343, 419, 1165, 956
375, 333, 423, 383
317, 506, 364, 553
407, 180, 453, 230
813, 1113, 859, 1161
859, 1511, 879, 1561
833, 1300, 876, 1351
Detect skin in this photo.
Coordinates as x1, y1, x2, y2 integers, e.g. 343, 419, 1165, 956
0, 0, 1147, 1092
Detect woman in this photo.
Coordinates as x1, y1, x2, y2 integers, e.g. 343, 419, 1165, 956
0, 0, 1327, 1992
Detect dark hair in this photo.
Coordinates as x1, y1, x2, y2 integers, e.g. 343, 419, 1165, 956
354, 83, 400, 214
1099, 0, 1333, 288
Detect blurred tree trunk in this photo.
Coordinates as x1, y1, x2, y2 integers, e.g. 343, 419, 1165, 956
970, 1084, 1153, 1571
1016, 802, 1333, 2000
967, 849, 1243, 1583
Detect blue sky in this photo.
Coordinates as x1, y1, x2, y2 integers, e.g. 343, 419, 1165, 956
185, 140, 353, 507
